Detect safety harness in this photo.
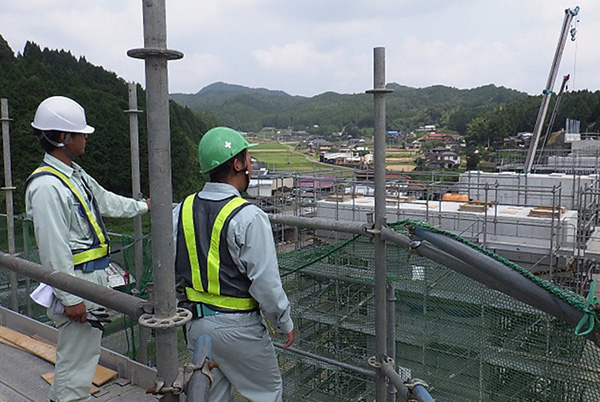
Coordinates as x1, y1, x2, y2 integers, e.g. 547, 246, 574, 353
26, 165, 109, 271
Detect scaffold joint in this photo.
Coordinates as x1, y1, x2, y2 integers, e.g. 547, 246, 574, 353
147, 374, 184, 396
367, 356, 381, 369
183, 357, 218, 392
138, 307, 192, 329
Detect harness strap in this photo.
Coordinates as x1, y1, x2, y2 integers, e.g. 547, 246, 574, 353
29, 166, 108, 265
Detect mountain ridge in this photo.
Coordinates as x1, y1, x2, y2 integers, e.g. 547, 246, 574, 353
170, 81, 528, 133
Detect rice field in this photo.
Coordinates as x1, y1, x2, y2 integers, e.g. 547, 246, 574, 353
249, 141, 416, 172
250, 142, 348, 172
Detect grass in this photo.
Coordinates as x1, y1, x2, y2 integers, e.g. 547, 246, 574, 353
250, 143, 348, 172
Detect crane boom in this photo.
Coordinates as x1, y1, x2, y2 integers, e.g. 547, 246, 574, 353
523, 6, 579, 173
536, 74, 570, 161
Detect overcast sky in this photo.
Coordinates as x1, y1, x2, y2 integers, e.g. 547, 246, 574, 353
1, 1, 597, 97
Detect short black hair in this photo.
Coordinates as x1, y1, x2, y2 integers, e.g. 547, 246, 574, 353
209, 149, 248, 183
33, 128, 63, 153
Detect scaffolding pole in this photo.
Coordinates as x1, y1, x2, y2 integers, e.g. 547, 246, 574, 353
0, 251, 150, 318
127, 1, 184, 400
125, 82, 148, 365
366, 47, 393, 401
1, 99, 17, 311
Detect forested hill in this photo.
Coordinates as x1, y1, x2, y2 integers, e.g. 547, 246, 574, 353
0, 35, 217, 212
172, 82, 600, 149
171, 81, 529, 133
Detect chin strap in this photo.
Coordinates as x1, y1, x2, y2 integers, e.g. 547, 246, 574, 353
42, 131, 70, 148
41, 131, 76, 160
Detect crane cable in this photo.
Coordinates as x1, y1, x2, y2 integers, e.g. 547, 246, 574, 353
571, 14, 579, 90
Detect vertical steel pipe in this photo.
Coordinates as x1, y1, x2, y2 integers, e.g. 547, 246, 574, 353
386, 283, 397, 402
126, 83, 144, 293
1, 99, 18, 311
127, 1, 183, 400
125, 82, 148, 365
22, 219, 32, 316
366, 47, 393, 401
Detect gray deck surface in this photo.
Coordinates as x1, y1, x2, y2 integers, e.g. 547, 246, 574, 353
0, 341, 159, 401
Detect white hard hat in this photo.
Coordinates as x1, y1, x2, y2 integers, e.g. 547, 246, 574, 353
31, 96, 95, 134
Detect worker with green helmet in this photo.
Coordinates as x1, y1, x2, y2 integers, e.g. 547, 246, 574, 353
174, 126, 295, 401
25, 96, 150, 402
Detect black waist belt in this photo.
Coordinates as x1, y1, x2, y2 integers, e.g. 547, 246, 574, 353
74, 256, 110, 273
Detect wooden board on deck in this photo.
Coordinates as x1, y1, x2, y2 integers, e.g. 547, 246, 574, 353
0, 325, 117, 386
41, 371, 100, 394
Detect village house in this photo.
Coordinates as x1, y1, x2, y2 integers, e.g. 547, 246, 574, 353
426, 146, 460, 169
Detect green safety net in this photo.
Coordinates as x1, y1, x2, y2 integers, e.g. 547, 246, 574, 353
274, 220, 600, 402
4, 216, 600, 401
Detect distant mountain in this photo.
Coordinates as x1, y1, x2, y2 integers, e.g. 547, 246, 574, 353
170, 82, 528, 133
198, 82, 289, 96
171, 82, 292, 111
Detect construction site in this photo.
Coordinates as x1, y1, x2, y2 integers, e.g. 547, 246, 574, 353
0, 2, 599, 402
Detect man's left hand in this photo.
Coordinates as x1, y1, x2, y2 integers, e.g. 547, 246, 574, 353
283, 328, 295, 349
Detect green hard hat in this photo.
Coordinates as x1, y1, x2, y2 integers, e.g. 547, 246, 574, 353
197, 127, 257, 173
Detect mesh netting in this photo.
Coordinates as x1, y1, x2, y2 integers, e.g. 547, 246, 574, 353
4, 215, 600, 401
276, 221, 600, 402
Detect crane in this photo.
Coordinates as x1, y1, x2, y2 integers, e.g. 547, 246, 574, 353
523, 6, 579, 173
536, 73, 570, 163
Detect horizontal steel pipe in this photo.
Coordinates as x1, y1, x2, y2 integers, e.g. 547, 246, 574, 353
273, 341, 375, 378
0, 251, 150, 318
268, 214, 370, 235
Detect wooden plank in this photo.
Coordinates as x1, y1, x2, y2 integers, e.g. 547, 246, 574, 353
0, 335, 28, 351
0, 325, 117, 386
0, 324, 56, 362
90, 364, 118, 386
41, 371, 100, 394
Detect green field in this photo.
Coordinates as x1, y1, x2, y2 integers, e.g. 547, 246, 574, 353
250, 142, 348, 172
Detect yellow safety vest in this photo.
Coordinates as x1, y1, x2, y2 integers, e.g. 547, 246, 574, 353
27, 166, 109, 265
178, 194, 259, 311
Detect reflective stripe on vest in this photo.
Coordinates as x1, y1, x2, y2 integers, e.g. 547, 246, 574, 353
181, 194, 259, 311
28, 166, 109, 265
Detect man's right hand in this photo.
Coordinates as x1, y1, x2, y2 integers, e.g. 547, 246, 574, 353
64, 302, 87, 323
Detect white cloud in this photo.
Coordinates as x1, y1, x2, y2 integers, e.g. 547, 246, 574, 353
1, 0, 599, 96
169, 53, 228, 94
252, 41, 342, 71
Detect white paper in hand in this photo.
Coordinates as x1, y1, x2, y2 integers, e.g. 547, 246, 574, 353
30, 283, 55, 308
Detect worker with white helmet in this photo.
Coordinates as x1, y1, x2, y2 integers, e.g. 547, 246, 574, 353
25, 96, 150, 402
173, 126, 295, 401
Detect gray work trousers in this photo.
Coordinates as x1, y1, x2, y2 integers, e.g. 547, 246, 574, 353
186, 311, 283, 402
46, 302, 102, 402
